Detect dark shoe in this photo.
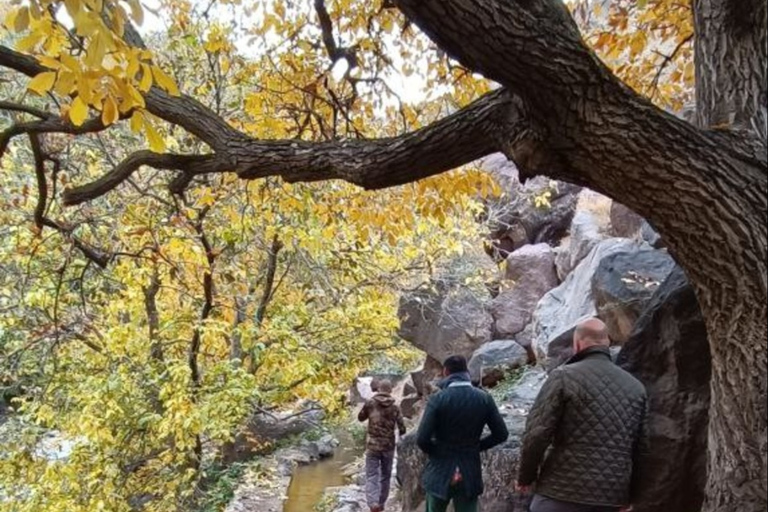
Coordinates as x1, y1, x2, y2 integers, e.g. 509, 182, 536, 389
370, 506, 382, 512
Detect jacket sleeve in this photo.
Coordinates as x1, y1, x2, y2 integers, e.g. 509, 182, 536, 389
416, 395, 439, 455
357, 400, 371, 422
396, 406, 407, 437
517, 369, 565, 486
480, 394, 509, 451
630, 394, 651, 503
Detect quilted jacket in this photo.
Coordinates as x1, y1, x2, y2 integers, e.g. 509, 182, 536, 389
416, 372, 509, 500
358, 392, 406, 453
518, 346, 648, 507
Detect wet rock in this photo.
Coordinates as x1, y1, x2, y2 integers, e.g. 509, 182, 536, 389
617, 266, 710, 512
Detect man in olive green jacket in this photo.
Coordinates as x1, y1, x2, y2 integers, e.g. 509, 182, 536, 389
516, 318, 648, 512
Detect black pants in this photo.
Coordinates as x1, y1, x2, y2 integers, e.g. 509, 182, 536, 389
530, 494, 621, 512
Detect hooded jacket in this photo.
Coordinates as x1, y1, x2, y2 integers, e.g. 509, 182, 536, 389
358, 392, 406, 453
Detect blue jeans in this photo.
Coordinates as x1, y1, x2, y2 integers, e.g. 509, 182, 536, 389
365, 450, 394, 508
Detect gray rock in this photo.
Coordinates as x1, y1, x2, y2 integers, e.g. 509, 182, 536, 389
398, 287, 493, 364
491, 244, 559, 338
400, 395, 421, 419
554, 211, 604, 280
468, 340, 530, 386
532, 238, 651, 369
617, 266, 709, 512
410, 356, 443, 397
610, 201, 644, 238
591, 249, 676, 343
641, 220, 664, 248
220, 405, 325, 464
397, 368, 546, 512
480, 155, 581, 261
316, 434, 338, 458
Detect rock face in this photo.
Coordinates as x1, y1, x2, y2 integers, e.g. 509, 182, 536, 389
398, 287, 493, 363
591, 250, 676, 343
468, 340, 530, 386
481, 154, 581, 261
410, 356, 444, 397
532, 238, 647, 369
491, 244, 559, 339
397, 369, 545, 512
617, 266, 710, 512
554, 211, 604, 280
610, 201, 644, 238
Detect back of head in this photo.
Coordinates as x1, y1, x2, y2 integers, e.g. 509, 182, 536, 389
377, 379, 393, 394
443, 355, 468, 375
573, 317, 610, 352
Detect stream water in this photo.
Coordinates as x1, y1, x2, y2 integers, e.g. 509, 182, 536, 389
282, 430, 361, 512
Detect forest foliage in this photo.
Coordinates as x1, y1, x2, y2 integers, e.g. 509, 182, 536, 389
0, 0, 693, 510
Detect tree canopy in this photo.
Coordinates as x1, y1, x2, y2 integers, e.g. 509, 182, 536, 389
1, 0, 766, 511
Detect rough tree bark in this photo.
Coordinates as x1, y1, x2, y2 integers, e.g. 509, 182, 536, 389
0, 0, 766, 509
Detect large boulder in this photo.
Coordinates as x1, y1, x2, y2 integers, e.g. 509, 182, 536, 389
554, 211, 604, 280
617, 266, 710, 512
220, 404, 325, 464
591, 250, 676, 343
397, 369, 546, 512
398, 287, 493, 363
468, 340, 530, 386
532, 238, 651, 369
480, 154, 581, 261
491, 244, 559, 339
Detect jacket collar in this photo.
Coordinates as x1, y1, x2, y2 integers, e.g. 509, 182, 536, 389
565, 345, 612, 365
437, 371, 471, 389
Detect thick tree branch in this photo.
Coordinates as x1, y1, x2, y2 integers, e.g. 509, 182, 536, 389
0, 101, 53, 119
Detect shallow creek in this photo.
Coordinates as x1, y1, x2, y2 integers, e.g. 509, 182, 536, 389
282, 430, 360, 512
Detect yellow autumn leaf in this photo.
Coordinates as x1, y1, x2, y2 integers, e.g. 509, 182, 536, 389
139, 63, 153, 92
145, 121, 166, 152
129, 110, 144, 133
69, 96, 89, 126
27, 71, 57, 95
151, 65, 179, 95
101, 95, 119, 126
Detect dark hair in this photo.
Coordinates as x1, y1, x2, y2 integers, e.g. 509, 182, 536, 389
443, 355, 468, 375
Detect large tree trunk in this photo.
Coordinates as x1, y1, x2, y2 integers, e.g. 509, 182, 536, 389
693, 1, 767, 510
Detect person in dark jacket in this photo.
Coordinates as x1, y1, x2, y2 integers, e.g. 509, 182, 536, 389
416, 355, 509, 512
358, 379, 406, 512
516, 318, 648, 512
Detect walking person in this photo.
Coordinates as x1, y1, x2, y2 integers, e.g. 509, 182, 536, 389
358, 379, 406, 512
416, 355, 509, 512
516, 317, 648, 512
